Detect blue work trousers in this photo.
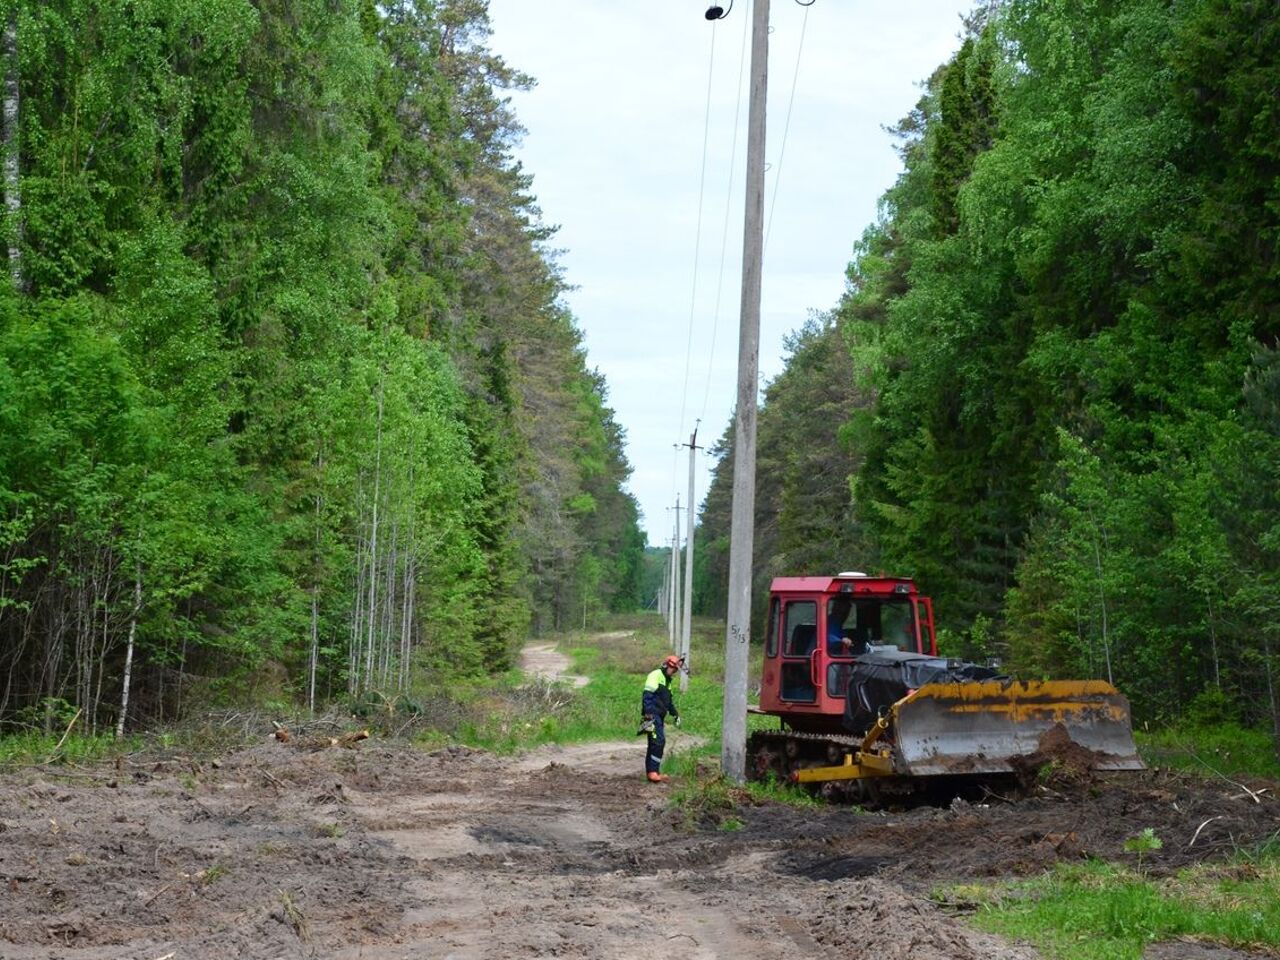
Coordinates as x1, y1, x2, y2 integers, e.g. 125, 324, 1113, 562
645, 715, 666, 774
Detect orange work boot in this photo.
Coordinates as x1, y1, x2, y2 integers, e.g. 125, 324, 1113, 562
647, 772, 670, 783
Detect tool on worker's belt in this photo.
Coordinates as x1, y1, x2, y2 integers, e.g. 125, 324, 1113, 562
636, 717, 656, 736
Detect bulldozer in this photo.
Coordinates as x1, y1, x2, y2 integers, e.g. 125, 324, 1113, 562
746, 572, 1143, 802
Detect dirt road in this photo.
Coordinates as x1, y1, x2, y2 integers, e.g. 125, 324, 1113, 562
1, 646, 1277, 958
518, 642, 590, 689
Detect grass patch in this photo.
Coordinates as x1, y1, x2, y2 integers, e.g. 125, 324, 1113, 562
1136, 721, 1280, 783
0, 731, 142, 768
741, 770, 825, 808
950, 849, 1280, 960
668, 770, 750, 829
665, 764, 827, 830
198, 863, 228, 885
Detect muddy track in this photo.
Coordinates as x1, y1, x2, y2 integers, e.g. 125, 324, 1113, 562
1, 728, 1277, 960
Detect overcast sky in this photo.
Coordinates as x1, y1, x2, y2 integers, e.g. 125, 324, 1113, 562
485, 0, 973, 546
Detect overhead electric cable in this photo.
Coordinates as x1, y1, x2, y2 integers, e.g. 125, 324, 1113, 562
669, 440, 680, 520
699, 4, 751, 425
764, 1, 811, 254
676, 22, 719, 443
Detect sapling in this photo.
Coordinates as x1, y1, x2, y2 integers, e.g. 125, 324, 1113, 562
1124, 827, 1163, 873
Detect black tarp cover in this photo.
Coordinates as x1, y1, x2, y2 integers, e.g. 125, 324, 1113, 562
842, 648, 1006, 735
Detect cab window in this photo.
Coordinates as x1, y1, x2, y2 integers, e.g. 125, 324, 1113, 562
780, 600, 817, 703
848, 598, 918, 652
878, 599, 918, 652
781, 601, 816, 656
764, 598, 779, 657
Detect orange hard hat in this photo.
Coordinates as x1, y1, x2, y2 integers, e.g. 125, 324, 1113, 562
663, 655, 683, 670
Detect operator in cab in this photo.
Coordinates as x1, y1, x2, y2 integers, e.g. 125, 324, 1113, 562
826, 595, 856, 655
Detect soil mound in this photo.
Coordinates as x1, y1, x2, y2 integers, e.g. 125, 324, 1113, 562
1009, 722, 1107, 788
808, 879, 1039, 960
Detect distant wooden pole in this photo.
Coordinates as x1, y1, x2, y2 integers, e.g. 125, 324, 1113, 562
721, 0, 769, 784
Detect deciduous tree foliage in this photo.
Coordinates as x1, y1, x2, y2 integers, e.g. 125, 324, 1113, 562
698, 0, 1280, 750
0, 0, 643, 732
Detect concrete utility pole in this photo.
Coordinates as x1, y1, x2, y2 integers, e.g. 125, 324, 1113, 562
666, 505, 680, 649
672, 496, 682, 652
658, 558, 668, 624
721, 0, 769, 784
665, 504, 686, 647
679, 427, 701, 692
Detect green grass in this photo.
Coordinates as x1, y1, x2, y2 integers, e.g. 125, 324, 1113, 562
739, 770, 825, 807
0, 731, 142, 768
664, 761, 823, 829
1136, 721, 1280, 783
198, 863, 229, 885
943, 850, 1280, 960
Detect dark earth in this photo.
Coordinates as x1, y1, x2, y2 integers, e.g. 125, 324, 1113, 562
0, 728, 1277, 959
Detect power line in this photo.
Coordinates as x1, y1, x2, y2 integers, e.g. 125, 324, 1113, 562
669, 440, 680, 521
677, 20, 719, 446
697, 1, 810, 426
699, 4, 751, 426
764, 1, 811, 254
667, 18, 721, 529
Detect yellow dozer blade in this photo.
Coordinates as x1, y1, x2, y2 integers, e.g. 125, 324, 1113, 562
890, 679, 1144, 777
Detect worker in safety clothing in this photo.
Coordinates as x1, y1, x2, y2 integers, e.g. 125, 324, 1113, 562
638, 654, 683, 783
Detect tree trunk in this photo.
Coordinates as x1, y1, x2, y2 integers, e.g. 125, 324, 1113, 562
91, 552, 116, 736
349, 478, 365, 697
3, 8, 20, 292
364, 385, 384, 691
42, 592, 67, 735
380, 520, 397, 688
309, 451, 324, 714
115, 569, 141, 739
308, 586, 319, 714
400, 557, 413, 692
1087, 510, 1113, 684
1264, 632, 1279, 764
1205, 587, 1221, 691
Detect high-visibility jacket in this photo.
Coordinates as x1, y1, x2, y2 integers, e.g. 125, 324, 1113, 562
641, 668, 678, 720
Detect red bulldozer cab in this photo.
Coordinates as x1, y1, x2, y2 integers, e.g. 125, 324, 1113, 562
756, 572, 936, 735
